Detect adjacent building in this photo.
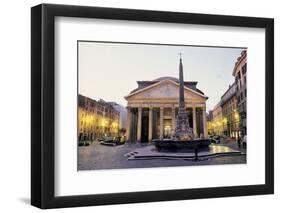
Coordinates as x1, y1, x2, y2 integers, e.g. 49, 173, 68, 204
220, 83, 240, 139
124, 76, 208, 142
212, 102, 224, 136
108, 102, 128, 135
207, 50, 247, 139
206, 110, 214, 135
78, 94, 120, 142
232, 50, 247, 137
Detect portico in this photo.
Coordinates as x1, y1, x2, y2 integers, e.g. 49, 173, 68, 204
125, 77, 208, 142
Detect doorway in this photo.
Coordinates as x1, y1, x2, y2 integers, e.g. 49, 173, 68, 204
141, 113, 149, 142
163, 119, 172, 138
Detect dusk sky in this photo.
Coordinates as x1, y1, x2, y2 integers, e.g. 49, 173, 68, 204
78, 41, 245, 111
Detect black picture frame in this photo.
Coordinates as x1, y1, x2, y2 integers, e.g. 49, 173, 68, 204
31, 3, 274, 209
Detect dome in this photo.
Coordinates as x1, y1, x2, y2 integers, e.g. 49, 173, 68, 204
153, 76, 179, 82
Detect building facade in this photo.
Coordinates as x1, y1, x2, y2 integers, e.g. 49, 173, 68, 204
78, 95, 120, 142
107, 102, 127, 133
220, 83, 240, 139
206, 110, 214, 135
124, 77, 208, 142
232, 50, 247, 137
212, 102, 224, 136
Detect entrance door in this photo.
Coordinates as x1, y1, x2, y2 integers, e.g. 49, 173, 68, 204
163, 119, 172, 139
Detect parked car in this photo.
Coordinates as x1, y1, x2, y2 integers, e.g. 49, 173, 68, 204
100, 136, 125, 146
242, 135, 247, 148
210, 138, 217, 144
212, 135, 221, 143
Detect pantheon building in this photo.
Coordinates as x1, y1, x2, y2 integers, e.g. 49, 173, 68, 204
124, 76, 208, 142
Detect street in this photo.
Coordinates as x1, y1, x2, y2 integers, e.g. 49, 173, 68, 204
78, 137, 246, 171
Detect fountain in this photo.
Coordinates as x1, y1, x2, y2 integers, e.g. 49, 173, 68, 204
153, 54, 211, 151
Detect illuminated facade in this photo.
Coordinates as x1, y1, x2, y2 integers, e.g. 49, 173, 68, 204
233, 50, 247, 137
78, 95, 120, 141
206, 110, 214, 135
124, 77, 208, 142
211, 102, 225, 136
220, 83, 240, 139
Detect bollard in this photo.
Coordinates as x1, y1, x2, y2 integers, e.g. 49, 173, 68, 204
194, 146, 198, 161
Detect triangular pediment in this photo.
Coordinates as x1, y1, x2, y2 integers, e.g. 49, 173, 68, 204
125, 80, 206, 101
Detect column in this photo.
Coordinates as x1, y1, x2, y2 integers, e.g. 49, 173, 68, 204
148, 107, 153, 142
132, 110, 137, 142
192, 105, 197, 137
126, 107, 132, 142
171, 107, 176, 133
160, 107, 164, 140
137, 107, 142, 142
202, 105, 207, 137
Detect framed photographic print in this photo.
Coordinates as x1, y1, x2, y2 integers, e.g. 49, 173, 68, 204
31, 3, 274, 209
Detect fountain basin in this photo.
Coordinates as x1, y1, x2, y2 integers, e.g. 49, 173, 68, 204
153, 138, 211, 150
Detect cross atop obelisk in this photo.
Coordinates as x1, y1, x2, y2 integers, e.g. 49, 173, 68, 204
179, 52, 183, 59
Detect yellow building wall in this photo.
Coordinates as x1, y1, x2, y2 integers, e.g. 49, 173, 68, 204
78, 107, 119, 141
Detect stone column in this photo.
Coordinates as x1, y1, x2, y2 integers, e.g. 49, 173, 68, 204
171, 107, 176, 133
137, 107, 142, 142
148, 107, 153, 142
160, 107, 164, 140
132, 110, 137, 142
202, 105, 207, 137
192, 105, 197, 137
126, 107, 132, 142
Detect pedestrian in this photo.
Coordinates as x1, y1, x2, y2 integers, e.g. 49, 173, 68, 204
194, 146, 199, 161
237, 136, 241, 148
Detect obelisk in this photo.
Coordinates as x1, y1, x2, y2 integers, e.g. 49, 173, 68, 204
174, 54, 194, 141
179, 54, 186, 112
